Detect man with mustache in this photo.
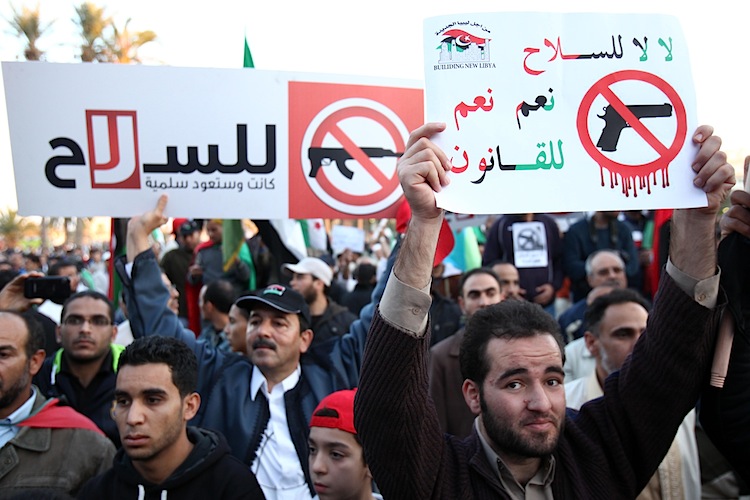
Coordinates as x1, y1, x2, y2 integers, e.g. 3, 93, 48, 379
354, 122, 732, 498
116, 195, 396, 499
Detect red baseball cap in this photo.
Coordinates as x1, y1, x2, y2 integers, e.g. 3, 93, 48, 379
309, 389, 357, 435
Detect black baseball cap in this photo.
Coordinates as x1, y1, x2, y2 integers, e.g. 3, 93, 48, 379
235, 284, 311, 324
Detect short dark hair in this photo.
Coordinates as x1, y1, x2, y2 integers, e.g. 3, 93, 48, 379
459, 267, 501, 297
0, 310, 45, 359
118, 337, 198, 398
584, 288, 650, 336
61, 290, 114, 323
48, 258, 79, 276
460, 300, 563, 383
204, 279, 235, 315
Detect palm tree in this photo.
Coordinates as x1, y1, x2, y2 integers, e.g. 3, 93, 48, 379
0, 209, 31, 249
106, 18, 156, 63
7, 4, 51, 249
74, 1, 110, 62
7, 3, 50, 61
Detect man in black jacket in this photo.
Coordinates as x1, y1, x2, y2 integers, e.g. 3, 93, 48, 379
78, 336, 264, 499
34, 290, 123, 446
283, 257, 357, 347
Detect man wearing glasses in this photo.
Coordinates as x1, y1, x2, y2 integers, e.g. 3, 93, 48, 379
33, 290, 124, 446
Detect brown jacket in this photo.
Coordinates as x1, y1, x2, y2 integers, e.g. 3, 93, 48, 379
0, 388, 116, 496
428, 328, 475, 438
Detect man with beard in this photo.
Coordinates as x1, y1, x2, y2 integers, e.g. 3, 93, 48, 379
33, 290, 124, 446
565, 289, 700, 499
78, 336, 264, 499
284, 257, 357, 348
0, 310, 114, 495
354, 122, 731, 498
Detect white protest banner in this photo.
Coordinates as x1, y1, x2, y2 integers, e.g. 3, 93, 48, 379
2, 63, 422, 218
331, 225, 365, 256
424, 13, 705, 214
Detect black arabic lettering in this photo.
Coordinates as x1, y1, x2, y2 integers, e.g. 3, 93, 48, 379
515, 88, 554, 129
143, 124, 277, 175
576, 35, 623, 60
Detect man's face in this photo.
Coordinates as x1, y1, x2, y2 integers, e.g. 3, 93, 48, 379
290, 273, 319, 304
0, 314, 42, 419
224, 305, 248, 354
182, 231, 200, 252
459, 273, 502, 318
309, 426, 372, 500
493, 264, 522, 300
586, 301, 648, 378
56, 264, 81, 292
57, 296, 116, 364
206, 222, 222, 244
113, 363, 197, 466
588, 253, 627, 289
476, 335, 565, 461
246, 305, 312, 378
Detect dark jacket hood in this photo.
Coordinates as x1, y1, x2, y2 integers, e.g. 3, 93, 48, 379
112, 426, 227, 492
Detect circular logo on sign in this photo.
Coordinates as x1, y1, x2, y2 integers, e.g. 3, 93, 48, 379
300, 98, 407, 215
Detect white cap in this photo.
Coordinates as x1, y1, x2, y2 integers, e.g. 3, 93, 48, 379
282, 257, 333, 286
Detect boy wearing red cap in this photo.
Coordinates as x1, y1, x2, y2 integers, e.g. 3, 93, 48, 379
308, 389, 382, 500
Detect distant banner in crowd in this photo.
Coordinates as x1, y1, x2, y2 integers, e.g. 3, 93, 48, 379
2, 63, 422, 219
425, 13, 706, 214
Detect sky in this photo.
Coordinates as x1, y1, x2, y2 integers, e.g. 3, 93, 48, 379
0, 0, 747, 212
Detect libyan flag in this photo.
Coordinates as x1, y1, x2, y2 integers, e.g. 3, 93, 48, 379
222, 219, 256, 290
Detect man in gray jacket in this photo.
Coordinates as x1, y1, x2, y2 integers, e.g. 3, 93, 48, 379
0, 307, 115, 496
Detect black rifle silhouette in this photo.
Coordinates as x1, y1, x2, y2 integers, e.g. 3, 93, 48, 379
597, 103, 673, 152
308, 147, 401, 179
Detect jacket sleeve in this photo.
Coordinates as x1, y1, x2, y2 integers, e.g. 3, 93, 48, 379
310, 238, 400, 387
115, 249, 228, 394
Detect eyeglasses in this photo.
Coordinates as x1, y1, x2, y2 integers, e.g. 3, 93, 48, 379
62, 315, 112, 327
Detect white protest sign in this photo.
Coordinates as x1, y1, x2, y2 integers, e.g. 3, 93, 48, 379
424, 13, 705, 214
331, 225, 366, 255
2, 62, 422, 218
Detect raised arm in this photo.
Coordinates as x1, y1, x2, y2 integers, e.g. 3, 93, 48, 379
355, 123, 453, 499
116, 195, 228, 379
574, 126, 734, 492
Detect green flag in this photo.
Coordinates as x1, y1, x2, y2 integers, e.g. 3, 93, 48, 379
244, 37, 254, 68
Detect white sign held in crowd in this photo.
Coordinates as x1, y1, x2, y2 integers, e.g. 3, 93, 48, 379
2, 63, 422, 219
331, 225, 366, 256
424, 12, 706, 214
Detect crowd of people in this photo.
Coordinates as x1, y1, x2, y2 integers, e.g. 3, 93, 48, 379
0, 124, 746, 499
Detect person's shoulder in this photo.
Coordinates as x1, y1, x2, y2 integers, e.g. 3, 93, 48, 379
76, 467, 116, 498
430, 328, 463, 355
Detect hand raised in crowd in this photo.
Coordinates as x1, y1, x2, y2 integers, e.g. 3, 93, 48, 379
689, 125, 736, 217
0, 272, 44, 312
397, 122, 452, 223
127, 194, 169, 261
720, 155, 750, 240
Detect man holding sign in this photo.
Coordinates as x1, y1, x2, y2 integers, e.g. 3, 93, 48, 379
354, 122, 733, 498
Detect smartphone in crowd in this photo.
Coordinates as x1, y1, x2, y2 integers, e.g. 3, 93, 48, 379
23, 276, 72, 304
